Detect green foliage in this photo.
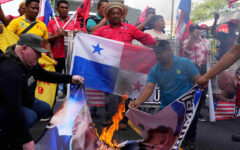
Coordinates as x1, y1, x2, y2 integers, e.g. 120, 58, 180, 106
191, 0, 229, 23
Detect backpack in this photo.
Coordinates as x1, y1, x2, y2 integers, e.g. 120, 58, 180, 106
85, 15, 102, 32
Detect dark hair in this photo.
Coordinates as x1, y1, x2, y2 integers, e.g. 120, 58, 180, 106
146, 7, 155, 16
148, 15, 165, 33
189, 24, 201, 32
57, 0, 69, 8
25, 0, 39, 7
97, 0, 109, 8
153, 40, 171, 51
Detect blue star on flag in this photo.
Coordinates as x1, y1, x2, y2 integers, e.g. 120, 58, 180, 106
92, 43, 103, 55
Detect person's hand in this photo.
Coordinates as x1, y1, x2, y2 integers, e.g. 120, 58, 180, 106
129, 100, 141, 109
57, 28, 68, 37
146, 13, 154, 21
0, 24, 3, 34
197, 75, 209, 89
72, 75, 84, 84
23, 141, 35, 150
214, 13, 219, 21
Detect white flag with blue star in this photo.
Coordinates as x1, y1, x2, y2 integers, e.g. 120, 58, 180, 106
70, 33, 157, 98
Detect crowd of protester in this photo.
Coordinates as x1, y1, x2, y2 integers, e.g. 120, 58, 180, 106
0, 0, 240, 150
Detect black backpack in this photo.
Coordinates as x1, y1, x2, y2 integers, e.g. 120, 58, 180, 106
85, 15, 102, 32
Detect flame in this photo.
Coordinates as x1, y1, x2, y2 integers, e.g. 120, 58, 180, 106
99, 94, 128, 147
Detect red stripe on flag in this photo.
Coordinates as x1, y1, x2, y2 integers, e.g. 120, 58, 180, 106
120, 43, 157, 74
215, 110, 234, 112
216, 106, 234, 108
0, 0, 12, 4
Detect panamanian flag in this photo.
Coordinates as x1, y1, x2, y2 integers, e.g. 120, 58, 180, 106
175, 0, 191, 40
70, 33, 158, 98
38, 0, 53, 25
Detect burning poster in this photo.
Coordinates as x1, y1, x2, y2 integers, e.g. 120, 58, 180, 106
36, 85, 201, 150
35, 85, 99, 150
122, 86, 202, 150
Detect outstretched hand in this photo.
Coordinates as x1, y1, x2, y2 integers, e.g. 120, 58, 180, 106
196, 75, 209, 89
72, 75, 84, 84
129, 100, 141, 109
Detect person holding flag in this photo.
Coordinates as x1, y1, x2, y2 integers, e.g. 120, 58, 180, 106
47, 0, 80, 99
0, 34, 84, 150
93, 2, 155, 129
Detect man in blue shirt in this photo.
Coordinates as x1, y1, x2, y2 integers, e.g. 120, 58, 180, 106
129, 40, 201, 150
86, 0, 109, 34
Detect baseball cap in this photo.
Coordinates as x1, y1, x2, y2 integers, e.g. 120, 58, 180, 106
200, 24, 208, 30
228, 19, 238, 25
189, 25, 201, 32
153, 40, 171, 52
17, 33, 49, 53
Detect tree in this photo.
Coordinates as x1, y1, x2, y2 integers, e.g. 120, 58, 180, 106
191, 0, 229, 23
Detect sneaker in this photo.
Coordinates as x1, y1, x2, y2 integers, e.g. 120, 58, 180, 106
58, 92, 66, 99
40, 116, 51, 122
232, 134, 240, 142
198, 117, 207, 122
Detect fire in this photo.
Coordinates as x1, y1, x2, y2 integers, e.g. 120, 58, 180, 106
99, 94, 128, 147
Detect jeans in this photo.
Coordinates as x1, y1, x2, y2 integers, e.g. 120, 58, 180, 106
0, 98, 50, 148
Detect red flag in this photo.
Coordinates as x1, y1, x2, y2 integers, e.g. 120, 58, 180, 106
228, 0, 238, 8
179, 20, 192, 57
135, 6, 149, 25
75, 0, 91, 32
0, 0, 12, 4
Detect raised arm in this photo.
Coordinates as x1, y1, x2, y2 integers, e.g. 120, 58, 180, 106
211, 13, 219, 38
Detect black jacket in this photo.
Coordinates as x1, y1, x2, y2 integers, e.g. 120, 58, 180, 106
0, 45, 72, 145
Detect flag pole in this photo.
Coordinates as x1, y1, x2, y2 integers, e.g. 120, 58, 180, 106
200, 38, 216, 122
63, 11, 78, 29
170, 0, 174, 39
207, 54, 216, 122
52, 11, 60, 28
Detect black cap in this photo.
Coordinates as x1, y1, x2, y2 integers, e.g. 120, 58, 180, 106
17, 33, 48, 53
189, 25, 201, 32
153, 40, 171, 52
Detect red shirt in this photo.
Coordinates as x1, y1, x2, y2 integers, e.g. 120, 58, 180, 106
93, 22, 155, 47
47, 17, 80, 58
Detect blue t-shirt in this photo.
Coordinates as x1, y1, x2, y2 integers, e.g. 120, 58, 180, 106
147, 56, 199, 109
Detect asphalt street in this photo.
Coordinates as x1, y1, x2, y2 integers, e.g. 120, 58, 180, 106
31, 98, 240, 150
